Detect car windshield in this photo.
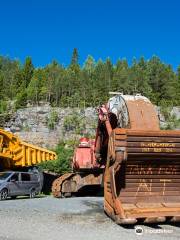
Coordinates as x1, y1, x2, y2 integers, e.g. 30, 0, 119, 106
0, 172, 12, 180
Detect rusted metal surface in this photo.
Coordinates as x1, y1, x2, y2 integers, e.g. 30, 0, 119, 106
108, 94, 159, 130
104, 127, 180, 224
52, 173, 74, 197
52, 172, 103, 197
124, 97, 159, 130
102, 94, 180, 224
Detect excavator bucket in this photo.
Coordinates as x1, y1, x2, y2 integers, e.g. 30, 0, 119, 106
105, 129, 180, 224
102, 94, 180, 224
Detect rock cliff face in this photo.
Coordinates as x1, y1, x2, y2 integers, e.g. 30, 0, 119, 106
4, 105, 180, 149
5, 105, 97, 149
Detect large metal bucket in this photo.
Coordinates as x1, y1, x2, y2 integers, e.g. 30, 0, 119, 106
104, 128, 180, 224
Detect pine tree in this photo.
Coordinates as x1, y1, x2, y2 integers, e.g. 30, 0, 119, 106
69, 48, 80, 75
23, 57, 34, 88
83, 55, 95, 75
113, 59, 129, 94
178, 66, 180, 81
177, 66, 180, 105
71, 48, 79, 66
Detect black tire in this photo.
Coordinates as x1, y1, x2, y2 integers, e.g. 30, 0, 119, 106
29, 189, 36, 199
0, 189, 8, 200
63, 192, 72, 198
11, 196, 17, 199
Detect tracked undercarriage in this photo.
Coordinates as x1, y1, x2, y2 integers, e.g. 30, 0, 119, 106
52, 171, 103, 197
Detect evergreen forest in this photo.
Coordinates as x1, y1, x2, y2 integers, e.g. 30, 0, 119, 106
0, 48, 180, 114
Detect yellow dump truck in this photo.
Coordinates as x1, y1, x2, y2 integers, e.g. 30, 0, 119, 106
0, 128, 56, 170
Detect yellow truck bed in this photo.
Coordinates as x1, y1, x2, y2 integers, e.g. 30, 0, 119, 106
0, 128, 56, 169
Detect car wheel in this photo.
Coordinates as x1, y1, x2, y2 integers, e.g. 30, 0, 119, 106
30, 189, 36, 199
0, 189, 8, 200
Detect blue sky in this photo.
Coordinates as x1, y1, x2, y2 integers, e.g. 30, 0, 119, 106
0, 0, 180, 69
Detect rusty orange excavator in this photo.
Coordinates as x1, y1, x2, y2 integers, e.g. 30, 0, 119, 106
52, 93, 180, 224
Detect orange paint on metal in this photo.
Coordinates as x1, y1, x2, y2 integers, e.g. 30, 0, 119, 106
124, 98, 159, 130
102, 95, 180, 224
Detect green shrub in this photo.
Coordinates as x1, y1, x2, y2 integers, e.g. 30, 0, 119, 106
38, 142, 73, 174
0, 100, 7, 114
15, 91, 27, 109
161, 114, 180, 130
160, 100, 180, 130
63, 113, 85, 134
47, 110, 59, 130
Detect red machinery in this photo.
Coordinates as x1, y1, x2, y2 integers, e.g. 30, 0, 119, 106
73, 137, 98, 169
52, 93, 180, 224
52, 137, 104, 197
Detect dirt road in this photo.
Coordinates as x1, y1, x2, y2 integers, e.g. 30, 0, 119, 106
0, 196, 179, 240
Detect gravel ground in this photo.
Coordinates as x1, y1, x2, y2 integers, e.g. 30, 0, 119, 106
0, 196, 179, 240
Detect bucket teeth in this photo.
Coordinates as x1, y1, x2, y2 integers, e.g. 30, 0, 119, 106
144, 217, 166, 224
170, 216, 180, 222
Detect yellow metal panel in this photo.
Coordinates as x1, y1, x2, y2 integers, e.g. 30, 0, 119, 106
37, 150, 41, 163
27, 147, 32, 166
22, 145, 26, 167
32, 149, 36, 165
42, 152, 46, 162
0, 128, 57, 169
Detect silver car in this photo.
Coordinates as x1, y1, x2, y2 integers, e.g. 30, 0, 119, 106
0, 171, 43, 200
